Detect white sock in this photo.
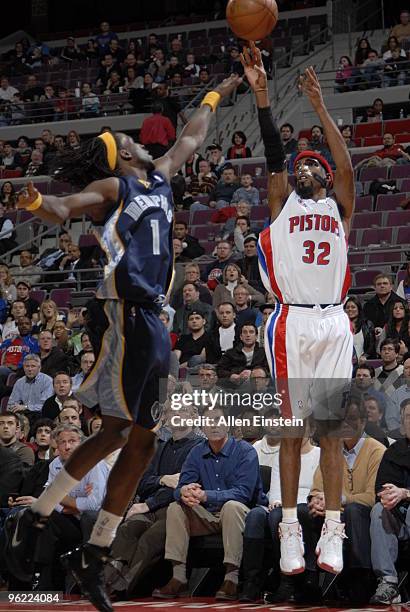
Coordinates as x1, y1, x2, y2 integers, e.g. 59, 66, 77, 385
282, 507, 298, 523
88, 509, 123, 548
31, 467, 79, 517
225, 568, 239, 584
173, 562, 187, 584
325, 510, 341, 523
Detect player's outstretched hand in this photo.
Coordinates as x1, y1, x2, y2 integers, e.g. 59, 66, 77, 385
17, 181, 40, 210
240, 41, 267, 92
214, 73, 243, 99
298, 66, 324, 111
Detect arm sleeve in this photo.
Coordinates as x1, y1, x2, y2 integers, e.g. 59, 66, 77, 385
174, 448, 201, 501
7, 381, 22, 406
257, 107, 286, 173
75, 464, 107, 512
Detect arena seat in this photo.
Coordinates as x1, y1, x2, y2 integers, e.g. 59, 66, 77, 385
348, 252, 366, 265
352, 212, 383, 229
359, 167, 389, 182
175, 211, 190, 224
355, 196, 373, 212
397, 226, 410, 243
348, 229, 357, 246
375, 193, 406, 212
399, 179, 410, 192
390, 165, 410, 179
360, 228, 392, 247
362, 136, 383, 147
191, 226, 213, 240
30, 289, 46, 303
354, 122, 382, 139
355, 269, 382, 288
241, 162, 267, 176
384, 118, 410, 135
386, 210, 410, 226
191, 210, 214, 225
368, 251, 403, 264
394, 134, 410, 145
250, 206, 270, 221
49, 288, 73, 306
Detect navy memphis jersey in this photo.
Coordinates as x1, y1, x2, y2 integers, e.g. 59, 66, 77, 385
95, 171, 174, 304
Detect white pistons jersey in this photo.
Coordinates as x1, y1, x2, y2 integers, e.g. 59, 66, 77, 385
257, 190, 351, 304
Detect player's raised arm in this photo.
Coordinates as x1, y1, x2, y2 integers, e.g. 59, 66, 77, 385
240, 42, 290, 221
299, 67, 355, 226
16, 178, 119, 225
155, 74, 242, 180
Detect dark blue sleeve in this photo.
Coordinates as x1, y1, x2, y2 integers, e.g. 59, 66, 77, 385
204, 445, 260, 510
174, 445, 202, 502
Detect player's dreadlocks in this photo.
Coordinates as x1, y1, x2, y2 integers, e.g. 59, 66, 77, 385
49, 133, 121, 190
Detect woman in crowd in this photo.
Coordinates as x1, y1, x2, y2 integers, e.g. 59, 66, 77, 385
335, 56, 357, 92
0, 265, 16, 303
340, 125, 356, 148
382, 36, 406, 60
53, 320, 71, 354
38, 299, 59, 332
354, 37, 372, 66
0, 182, 17, 210
226, 131, 252, 160
67, 130, 81, 150
344, 296, 377, 363
377, 300, 410, 353
212, 262, 264, 309
123, 67, 141, 91
14, 137, 32, 169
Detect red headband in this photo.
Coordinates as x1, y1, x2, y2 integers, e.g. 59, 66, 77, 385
293, 150, 334, 188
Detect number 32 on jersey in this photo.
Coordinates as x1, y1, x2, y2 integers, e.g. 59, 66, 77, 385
302, 240, 330, 265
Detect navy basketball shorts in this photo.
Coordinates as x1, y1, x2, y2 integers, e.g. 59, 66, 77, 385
75, 298, 171, 429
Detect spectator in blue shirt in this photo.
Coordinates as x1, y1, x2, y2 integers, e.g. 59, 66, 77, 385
7, 353, 53, 416
94, 21, 118, 55
153, 406, 266, 601
107, 404, 202, 596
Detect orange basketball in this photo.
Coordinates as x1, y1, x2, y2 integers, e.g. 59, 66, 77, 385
226, 0, 278, 41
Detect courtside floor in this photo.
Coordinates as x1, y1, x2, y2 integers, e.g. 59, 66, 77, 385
0, 598, 410, 611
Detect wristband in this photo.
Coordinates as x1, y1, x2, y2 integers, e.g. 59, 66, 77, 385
25, 192, 43, 211
201, 91, 222, 112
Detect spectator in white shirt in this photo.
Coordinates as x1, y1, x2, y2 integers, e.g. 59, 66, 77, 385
72, 350, 95, 391
0, 76, 19, 102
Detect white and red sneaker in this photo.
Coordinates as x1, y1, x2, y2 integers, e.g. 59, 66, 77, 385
316, 519, 347, 574
279, 521, 305, 575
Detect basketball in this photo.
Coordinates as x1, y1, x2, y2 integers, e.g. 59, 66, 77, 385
226, 0, 278, 41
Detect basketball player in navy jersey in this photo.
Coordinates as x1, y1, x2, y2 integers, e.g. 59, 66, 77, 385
5, 74, 242, 612
241, 44, 355, 583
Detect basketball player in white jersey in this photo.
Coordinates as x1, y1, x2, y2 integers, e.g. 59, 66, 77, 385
241, 44, 355, 577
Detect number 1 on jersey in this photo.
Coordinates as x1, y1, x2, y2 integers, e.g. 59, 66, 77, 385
150, 219, 160, 255
302, 240, 330, 265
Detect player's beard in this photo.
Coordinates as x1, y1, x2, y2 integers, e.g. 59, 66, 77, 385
295, 181, 314, 199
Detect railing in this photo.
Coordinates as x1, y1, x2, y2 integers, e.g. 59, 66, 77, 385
10, 266, 104, 292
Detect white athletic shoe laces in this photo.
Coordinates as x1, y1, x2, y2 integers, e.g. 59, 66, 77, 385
279, 521, 305, 575
316, 519, 347, 574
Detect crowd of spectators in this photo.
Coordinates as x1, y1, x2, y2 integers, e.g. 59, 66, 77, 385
0, 20, 255, 125
335, 11, 410, 92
